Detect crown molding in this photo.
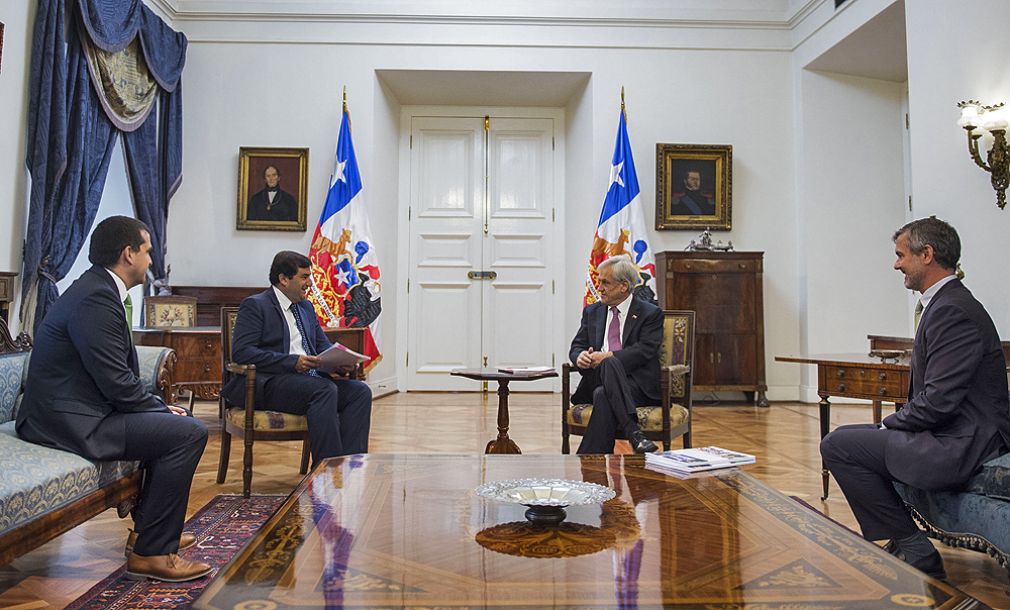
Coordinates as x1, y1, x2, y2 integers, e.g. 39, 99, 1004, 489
156, 0, 799, 28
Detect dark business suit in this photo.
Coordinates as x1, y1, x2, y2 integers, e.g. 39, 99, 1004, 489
222, 289, 371, 461
821, 279, 1010, 540
247, 187, 297, 222
16, 266, 208, 556
570, 296, 663, 453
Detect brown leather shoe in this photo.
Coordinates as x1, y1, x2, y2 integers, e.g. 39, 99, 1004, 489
125, 553, 212, 582
125, 530, 198, 558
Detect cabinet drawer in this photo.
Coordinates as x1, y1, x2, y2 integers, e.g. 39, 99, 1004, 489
669, 259, 761, 274
821, 366, 907, 398
172, 336, 220, 359
176, 357, 220, 381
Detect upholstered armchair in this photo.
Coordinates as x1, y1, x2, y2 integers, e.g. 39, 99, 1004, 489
561, 310, 695, 453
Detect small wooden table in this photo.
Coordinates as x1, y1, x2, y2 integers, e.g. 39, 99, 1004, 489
776, 353, 909, 500
450, 368, 558, 454
193, 454, 981, 609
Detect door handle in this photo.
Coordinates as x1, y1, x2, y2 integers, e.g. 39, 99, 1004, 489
468, 271, 497, 280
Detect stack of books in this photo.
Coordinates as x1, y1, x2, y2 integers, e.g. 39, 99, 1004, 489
644, 446, 756, 475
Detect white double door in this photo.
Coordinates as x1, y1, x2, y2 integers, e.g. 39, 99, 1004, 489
406, 114, 558, 391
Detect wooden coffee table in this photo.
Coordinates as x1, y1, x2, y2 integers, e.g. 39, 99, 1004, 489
193, 454, 983, 609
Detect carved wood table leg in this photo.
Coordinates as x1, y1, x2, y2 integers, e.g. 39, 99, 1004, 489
485, 380, 521, 454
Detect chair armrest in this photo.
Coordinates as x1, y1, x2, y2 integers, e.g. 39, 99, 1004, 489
135, 346, 176, 401
226, 362, 255, 377
662, 364, 691, 378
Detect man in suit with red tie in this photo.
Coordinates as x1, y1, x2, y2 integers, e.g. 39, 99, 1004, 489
570, 256, 662, 454
821, 217, 1010, 579
222, 251, 372, 463
17, 216, 210, 582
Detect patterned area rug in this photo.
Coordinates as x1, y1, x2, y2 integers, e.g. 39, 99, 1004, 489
66, 494, 285, 610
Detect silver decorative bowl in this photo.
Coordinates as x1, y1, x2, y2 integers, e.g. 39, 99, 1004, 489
475, 478, 616, 525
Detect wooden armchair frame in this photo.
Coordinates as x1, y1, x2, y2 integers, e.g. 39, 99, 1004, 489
217, 307, 310, 498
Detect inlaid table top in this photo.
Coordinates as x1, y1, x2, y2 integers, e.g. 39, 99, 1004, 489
194, 454, 982, 609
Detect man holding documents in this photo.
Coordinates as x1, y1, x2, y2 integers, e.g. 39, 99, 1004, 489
223, 251, 372, 462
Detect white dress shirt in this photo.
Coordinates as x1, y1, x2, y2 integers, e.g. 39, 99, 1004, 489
919, 274, 957, 313
273, 286, 307, 356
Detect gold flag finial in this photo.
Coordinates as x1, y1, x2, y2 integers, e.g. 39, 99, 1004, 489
621, 86, 626, 121
342, 86, 348, 113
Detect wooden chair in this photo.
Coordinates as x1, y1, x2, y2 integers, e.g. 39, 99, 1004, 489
561, 310, 695, 453
217, 307, 310, 497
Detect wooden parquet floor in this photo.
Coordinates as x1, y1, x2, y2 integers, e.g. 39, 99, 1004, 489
0, 393, 1007, 609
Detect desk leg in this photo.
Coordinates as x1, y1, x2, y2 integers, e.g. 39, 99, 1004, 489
872, 400, 882, 424
486, 380, 521, 454
819, 394, 831, 500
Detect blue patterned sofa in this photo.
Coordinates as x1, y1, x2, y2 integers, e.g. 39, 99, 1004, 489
895, 396, 1010, 571
0, 318, 176, 565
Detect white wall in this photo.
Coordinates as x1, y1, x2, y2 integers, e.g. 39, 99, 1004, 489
0, 2, 34, 330
905, 0, 1010, 337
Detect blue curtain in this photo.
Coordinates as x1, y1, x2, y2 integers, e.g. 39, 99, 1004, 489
22, 0, 186, 331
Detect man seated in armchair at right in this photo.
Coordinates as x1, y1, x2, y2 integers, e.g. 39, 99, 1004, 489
570, 256, 662, 454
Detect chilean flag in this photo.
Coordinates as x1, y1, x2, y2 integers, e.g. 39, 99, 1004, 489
308, 105, 382, 371
584, 107, 657, 306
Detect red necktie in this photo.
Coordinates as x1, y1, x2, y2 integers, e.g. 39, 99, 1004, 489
608, 306, 623, 351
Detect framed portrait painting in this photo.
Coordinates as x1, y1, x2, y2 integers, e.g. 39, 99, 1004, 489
655, 143, 732, 230
237, 147, 309, 231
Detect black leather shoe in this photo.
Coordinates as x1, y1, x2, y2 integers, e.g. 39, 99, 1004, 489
884, 541, 947, 580
628, 430, 658, 453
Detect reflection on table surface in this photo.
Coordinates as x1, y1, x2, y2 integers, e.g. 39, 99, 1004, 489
194, 454, 982, 609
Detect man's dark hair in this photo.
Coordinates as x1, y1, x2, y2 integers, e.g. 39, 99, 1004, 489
893, 217, 961, 271
269, 251, 312, 285
88, 216, 150, 267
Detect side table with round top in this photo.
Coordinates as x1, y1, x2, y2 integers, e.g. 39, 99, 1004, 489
450, 368, 558, 454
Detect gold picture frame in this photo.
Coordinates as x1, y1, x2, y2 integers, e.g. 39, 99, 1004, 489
144, 296, 197, 328
237, 147, 309, 232
656, 143, 732, 230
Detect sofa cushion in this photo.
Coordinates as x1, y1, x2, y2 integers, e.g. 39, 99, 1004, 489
0, 422, 138, 536
966, 453, 1010, 501
0, 353, 28, 424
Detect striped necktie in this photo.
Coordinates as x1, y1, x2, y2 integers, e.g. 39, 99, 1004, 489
914, 300, 924, 333
290, 303, 319, 376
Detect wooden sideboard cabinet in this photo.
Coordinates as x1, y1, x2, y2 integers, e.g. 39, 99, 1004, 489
656, 251, 768, 406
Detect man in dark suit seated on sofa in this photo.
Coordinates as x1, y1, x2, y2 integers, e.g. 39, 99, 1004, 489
16, 216, 210, 582
821, 217, 1010, 579
222, 251, 372, 463
570, 256, 663, 454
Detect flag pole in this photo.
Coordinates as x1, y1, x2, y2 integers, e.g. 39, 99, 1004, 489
343, 86, 352, 131
621, 86, 626, 122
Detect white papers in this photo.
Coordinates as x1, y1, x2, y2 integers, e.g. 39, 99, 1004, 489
316, 342, 368, 373
497, 366, 556, 375
644, 446, 756, 474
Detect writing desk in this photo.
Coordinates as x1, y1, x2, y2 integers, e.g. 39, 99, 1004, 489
775, 353, 909, 500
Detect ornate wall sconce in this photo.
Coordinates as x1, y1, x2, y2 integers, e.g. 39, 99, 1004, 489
957, 100, 1009, 210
